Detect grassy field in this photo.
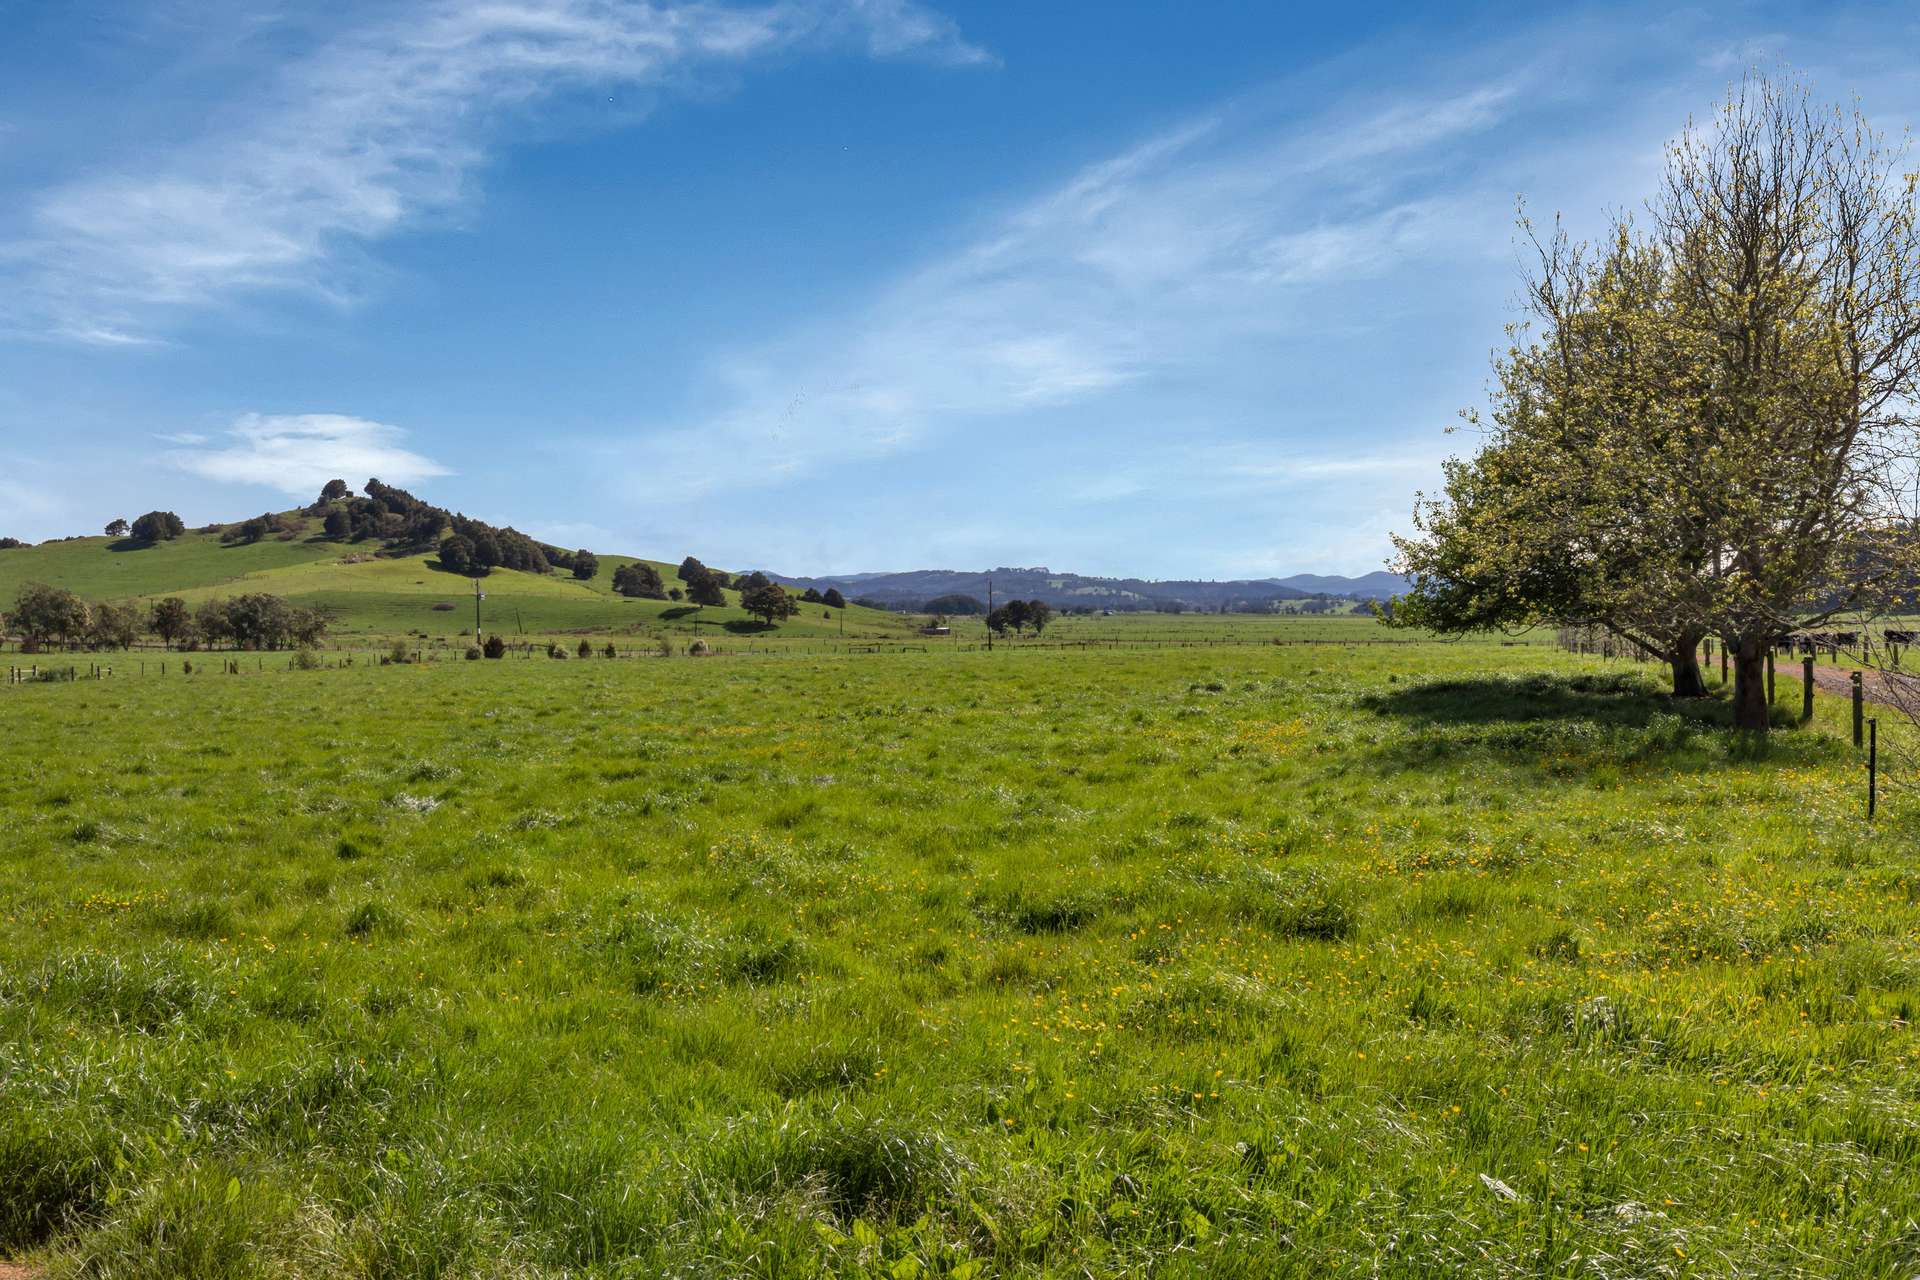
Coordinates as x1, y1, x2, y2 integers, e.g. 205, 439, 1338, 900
4, 638, 1918, 1277
0, 528, 915, 645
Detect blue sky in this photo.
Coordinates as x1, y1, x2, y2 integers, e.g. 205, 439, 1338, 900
3, 1, 1918, 577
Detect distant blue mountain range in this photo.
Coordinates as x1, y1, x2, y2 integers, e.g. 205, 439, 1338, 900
765, 565, 1407, 611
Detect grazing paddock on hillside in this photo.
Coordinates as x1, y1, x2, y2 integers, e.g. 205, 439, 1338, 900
2, 640, 1916, 1277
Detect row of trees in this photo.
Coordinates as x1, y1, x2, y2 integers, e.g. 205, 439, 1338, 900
1391, 74, 1920, 731
987, 599, 1053, 636
7, 584, 329, 652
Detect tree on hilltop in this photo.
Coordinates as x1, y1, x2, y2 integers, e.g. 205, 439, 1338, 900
129, 511, 186, 543
105, 518, 129, 538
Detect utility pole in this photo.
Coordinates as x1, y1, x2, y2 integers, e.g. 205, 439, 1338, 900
473, 577, 485, 642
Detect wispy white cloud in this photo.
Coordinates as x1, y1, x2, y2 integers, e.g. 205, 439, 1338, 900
610, 73, 1529, 498
6, 0, 988, 342
170, 413, 451, 494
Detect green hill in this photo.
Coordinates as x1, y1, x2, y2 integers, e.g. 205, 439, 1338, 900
0, 510, 909, 644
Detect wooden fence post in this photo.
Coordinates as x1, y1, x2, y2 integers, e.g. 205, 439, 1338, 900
1802, 654, 1814, 721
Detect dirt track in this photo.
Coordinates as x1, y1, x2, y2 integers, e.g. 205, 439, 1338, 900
1799, 662, 1920, 709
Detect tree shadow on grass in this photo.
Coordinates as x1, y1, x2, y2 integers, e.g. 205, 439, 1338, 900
1358, 669, 1837, 775
106, 538, 153, 552
1361, 670, 1721, 728
723, 619, 777, 634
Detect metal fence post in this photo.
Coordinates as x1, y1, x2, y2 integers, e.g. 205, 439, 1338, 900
1853, 671, 1865, 747
1869, 717, 1878, 820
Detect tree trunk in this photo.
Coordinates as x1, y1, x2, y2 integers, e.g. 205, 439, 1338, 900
1732, 638, 1771, 731
1669, 632, 1709, 697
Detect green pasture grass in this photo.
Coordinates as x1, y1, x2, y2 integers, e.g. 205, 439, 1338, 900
930, 610, 1558, 648
3, 639, 1919, 1277
0, 525, 337, 603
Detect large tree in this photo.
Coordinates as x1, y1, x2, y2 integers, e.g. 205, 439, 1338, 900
612, 562, 667, 599
150, 597, 191, 647
1649, 76, 1920, 727
1393, 224, 1718, 697
687, 571, 727, 608
129, 511, 186, 543
1392, 75, 1920, 729
741, 581, 796, 625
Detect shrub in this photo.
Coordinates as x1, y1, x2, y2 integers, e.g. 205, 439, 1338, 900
689, 639, 711, 656
483, 634, 507, 660
291, 648, 323, 671
603, 642, 617, 659
388, 640, 411, 665
576, 637, 592, 658
464, 645, 482, 660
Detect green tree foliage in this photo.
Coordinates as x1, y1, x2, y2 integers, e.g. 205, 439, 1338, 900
678, 557, 709, 584
800, 586, 823, 603
1389, 74, 1920, 729
612, 562, 668, 599
741, 581, 797, 625
0, 537, 23, 549
85, 601, 139, 650
192, 595, 329, 650
687, 571, 728, 608
129, 511, 186, 543
8, 582, 90, 649
323, 509, 350, 539
1027, 600, 1054, 635
221, 512, 298, 545
571, 550, 599, 581
821, 587, 847, 610
319, 479, 350, 503
921, 592, 984, 615
104, 518, 129, 538
150, 597, 191, 647
438, 534, 478, 576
